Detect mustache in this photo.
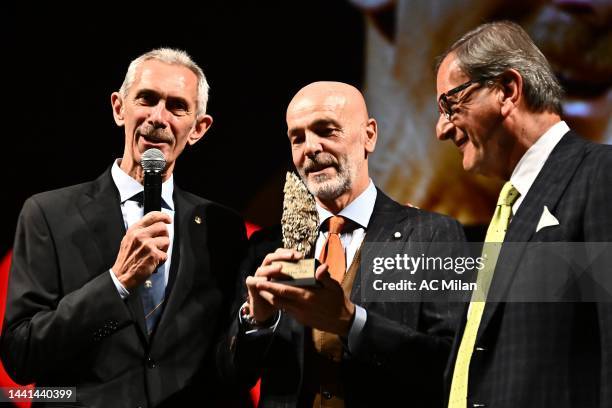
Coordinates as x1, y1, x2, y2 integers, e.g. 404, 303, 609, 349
303, 154, 339, 174
137, 125, 173, 143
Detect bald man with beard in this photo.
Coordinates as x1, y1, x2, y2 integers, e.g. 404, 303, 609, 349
219, 82, 466, 408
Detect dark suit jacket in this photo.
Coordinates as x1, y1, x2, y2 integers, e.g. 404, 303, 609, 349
444, 131, 612, 408
0, 169, 247, 407
220, 189, 466, 408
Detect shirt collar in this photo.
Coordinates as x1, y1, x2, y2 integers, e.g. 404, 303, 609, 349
111, 159, 175, 210
316, 180, 377, 230
510, 121, 569, 199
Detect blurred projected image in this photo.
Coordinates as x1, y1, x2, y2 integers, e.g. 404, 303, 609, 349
352, 0, 611, 225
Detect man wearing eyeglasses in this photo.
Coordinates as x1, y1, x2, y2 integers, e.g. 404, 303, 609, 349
436, 21, 612, 408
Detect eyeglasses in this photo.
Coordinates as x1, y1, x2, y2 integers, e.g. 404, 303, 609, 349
438, 77, 491, 120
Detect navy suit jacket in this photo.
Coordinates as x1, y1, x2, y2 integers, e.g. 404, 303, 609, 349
445, 131, 612, 408
220, 189, 466, 408
1, 169, 247, 407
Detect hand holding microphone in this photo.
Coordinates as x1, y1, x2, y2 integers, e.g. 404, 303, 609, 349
112, 149, 171, 290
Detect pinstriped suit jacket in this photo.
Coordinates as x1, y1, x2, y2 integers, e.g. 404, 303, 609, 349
445, 131, 612, 408
222, 189, 466, 408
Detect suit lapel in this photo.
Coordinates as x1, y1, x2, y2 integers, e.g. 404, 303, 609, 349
77, 169, 149, 342
153, 186, 202, 339
477, 132, 588, 339
352, 190, 412, 304
506, 132, 587, 243
77, 170, 125, 270
292, 189, 410, 397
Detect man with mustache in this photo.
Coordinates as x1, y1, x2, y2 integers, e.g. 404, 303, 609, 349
436, 21, 612, 408
221, 81, 466, 407
1, 48, 247, 407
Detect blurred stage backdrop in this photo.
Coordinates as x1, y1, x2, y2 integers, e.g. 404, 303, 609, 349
2, 1, 610, 405
4, 0, 611, 252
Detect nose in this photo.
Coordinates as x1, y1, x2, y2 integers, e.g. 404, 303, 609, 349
304, 131, 323, 158
148, 101, 169, 129
436, 114, 455, 141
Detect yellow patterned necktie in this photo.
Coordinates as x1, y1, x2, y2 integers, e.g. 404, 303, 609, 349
448, 182, 520, 408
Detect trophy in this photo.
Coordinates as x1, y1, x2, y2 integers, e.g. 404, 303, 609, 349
272, 172, 320, 286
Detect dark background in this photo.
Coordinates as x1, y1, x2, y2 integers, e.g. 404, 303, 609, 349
3, 1, 365, 255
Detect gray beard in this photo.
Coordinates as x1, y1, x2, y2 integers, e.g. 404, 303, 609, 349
300, 163, 353, 202
308, 175, 351, 202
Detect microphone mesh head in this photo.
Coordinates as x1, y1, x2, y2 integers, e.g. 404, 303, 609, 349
141, 148, 166, 172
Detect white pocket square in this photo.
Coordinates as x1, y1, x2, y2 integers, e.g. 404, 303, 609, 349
536, 205, 559, 232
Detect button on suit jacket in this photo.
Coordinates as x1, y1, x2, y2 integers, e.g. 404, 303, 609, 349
444, 132, 612, 408
220, 189, 467, 408
1, 169, 247, 407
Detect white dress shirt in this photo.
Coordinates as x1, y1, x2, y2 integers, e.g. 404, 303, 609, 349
510, 121, 569, 214
466, 122, 569, 316
109, 159, 175, 299
316, 180, 377, 352
245, 181, 378, 346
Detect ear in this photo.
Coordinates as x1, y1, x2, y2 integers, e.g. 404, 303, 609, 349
364, 118, 378, 156
498, 69, 522, 117
187, 114, 213, 146
111, 92, 125, 126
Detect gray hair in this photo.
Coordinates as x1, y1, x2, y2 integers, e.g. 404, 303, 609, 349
436, 21, 563, 115
119, 48, 210, 116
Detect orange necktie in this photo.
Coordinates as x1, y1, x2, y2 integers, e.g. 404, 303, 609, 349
319, 216, 346, 282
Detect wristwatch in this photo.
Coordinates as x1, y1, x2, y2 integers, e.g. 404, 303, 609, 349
240, 302, 277, 328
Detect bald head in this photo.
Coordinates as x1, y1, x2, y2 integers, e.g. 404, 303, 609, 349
287, 81, 370, 124
286, 81, 377, 212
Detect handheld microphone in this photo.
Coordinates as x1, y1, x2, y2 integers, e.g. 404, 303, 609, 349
141, 148, 166, 214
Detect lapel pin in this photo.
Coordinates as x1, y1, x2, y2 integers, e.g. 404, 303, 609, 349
145, 280, 152, 288
393, 231, 402, 239
194, 215, 202, 224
